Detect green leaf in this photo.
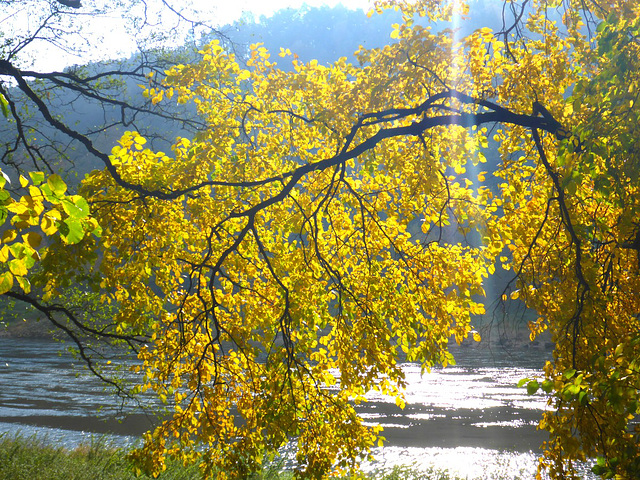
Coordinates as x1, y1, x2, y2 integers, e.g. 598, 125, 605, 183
0, 93, 8, 118
0, 170, 9, 188
578, 391, 588, 405
61, 218, 85, 244
567, 384, 580, 395
591, 465, 607, 475
24, 254, 36, 269
541, 379, 554, 393
28, 172, 46, 186
40, 184, 62, 204
62, 196, 90, 219
527, 380, 540, 395
9, 243, 25, 259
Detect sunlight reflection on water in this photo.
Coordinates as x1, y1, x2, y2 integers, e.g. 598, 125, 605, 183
364, 446, 543, 479
364, 445, 598, 479
0, 339, 598, 477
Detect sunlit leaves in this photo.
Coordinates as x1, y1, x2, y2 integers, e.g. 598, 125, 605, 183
78, 9, 502, 474
0, 271, 13, 293
506, 3, 640, 477
0, 93, 8, 118
0, 169, 101, 294
47, 174, 67, 196
4, 0, 637, 478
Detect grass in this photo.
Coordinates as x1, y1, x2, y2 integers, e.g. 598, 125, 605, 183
0, 434, 199, 480
364, 465, 467, 479
0, 433, 505, 480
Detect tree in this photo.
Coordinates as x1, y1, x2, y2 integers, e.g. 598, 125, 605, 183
0, 0, 226, 384
1, 0, 639, 479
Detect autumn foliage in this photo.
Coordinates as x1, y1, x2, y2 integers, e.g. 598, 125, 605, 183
1, 0, 639, 478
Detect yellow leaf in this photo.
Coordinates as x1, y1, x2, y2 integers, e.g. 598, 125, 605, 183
0, 271, 12, 294
2, 229, 16, 244
16, 275, 30, 293
8, 258, 27, 276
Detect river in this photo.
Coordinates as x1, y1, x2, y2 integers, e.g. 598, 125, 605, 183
0, 338, 595, 478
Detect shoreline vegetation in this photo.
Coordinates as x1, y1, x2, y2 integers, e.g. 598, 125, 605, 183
0, 434, 477, 480
0, 314, 554, 352
0, 317, 60, 339
0, 300, 60, 339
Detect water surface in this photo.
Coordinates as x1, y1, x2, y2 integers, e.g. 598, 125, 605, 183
0, 339, 593, 477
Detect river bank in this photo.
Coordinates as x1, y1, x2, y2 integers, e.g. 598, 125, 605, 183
1, 313, 553, 353
0, 317, 60, 339
0, 433, 530, 480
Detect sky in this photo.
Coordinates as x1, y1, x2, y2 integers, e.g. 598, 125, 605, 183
1, 0, 375, 71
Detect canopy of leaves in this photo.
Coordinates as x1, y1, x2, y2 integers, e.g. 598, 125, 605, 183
1, 0, 639, 479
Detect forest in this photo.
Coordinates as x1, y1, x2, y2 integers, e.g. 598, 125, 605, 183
0, 0, 639, 478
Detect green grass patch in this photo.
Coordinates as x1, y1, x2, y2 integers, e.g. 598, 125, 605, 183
363, 465, 466, 479
0, 433, 484, 479
0, 434, 199, 480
